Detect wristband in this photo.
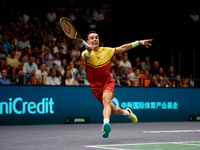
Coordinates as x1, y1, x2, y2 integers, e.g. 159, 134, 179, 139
85, 50, 92, 57
131, 41, 140, 48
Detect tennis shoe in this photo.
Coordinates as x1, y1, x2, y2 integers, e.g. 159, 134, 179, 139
102, 123, 111, 138
125, 106, 138, 123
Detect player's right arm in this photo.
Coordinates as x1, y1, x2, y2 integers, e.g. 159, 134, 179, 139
82, 45, 93, 61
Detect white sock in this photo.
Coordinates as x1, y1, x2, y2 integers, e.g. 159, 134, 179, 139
103, 118, 110, 124
123, 110, 130, 116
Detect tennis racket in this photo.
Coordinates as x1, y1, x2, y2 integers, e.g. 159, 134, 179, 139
59, 17, 89, 47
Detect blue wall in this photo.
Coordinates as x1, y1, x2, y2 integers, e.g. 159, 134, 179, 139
0, 86, 200, 125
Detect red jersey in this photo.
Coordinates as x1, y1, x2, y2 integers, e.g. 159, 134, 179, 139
82, 47, 116, 87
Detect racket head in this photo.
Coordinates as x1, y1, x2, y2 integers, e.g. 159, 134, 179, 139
59, 17, 83, 41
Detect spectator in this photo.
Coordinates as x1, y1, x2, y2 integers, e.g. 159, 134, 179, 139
113, 74, 121, 86
131, 68, 140, 87
116, 66, 131, 86
176, 75, 182, 87
149, 75, 158, 87
73, 64, 86, 79
22, 48, 35, 65
186, 74, 194, 87
65, 70, 75, 86
43, 46, 53, 60
0, 43, 7, 70
54, 53, 61, 67
7, 50, 21, 80
111, 54, 117, 67
18, 35, 30, 50
119, 52, 132, 70
93, 9, 104, 28
133, 57, 142, 71
22, 56, 38, 85
43, 53, 54, 70
156, 68, 167, 87
190, 10, 199, 22
35, 63, 47, 85
0, 69, 11, 85
59, 46, 67, 60
113, 59, 120, 74
49, 64, 62, 84
72, 43, 81, 58
23, 9, 30, 24
45, 68, 60, 85
149, 61, 159, 76
74, 72, 84, 86
0, 34, 10, 52
182, 78, 188, 87
53, 40, 61, 54
141, 56, 151, 74
69, 61, 77, 75
166, 66, 176, 87
58, 59, 67, 76
47, 8, 57, 23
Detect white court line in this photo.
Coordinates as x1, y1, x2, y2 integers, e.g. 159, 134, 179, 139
85, 141, 200, 149
143, 129, 200, 133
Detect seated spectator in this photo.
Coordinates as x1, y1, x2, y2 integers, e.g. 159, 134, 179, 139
72, 43, 81, 58
0, 69, 11, 85
7, 50, 21, 80
113, 74, 121, 86
149, 75, 158, 87
49, 64, 62, 84
133, 57, 142, 71
0, 34, 10, 52
186, 74, 194, 87
0, 43, 7, 70
18, 35, 30, 50
119, 52, 132, 70
176, 75, 182, 87
131, 68, 140, 87
74, 72, 84, 86
116, 66, 131, 86
22, 56, 38, 85
35, 63, 47, 85
58, 59, 67, 76
73, 64, 86, 79
43, 53, 54, 70
59, 47, 67, 60
149, 61, 159, 76
166, 66, 176, 87
42, 46, 53, 60
45, 68, 60, 85
54, 53, 61, 67
156, 68, 167, 87
64, 70, 75, 86
111, 54, 117, 67
22, 48, 35, 65
69, 61, 77, 75
53, 40, 61, 54
141, 56, 151, 74
182, 78, 188, 87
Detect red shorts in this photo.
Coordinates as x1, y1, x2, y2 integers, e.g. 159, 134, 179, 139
91, 79, 114, 105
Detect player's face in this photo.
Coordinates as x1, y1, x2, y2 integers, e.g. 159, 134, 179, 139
87, 33, 99, 49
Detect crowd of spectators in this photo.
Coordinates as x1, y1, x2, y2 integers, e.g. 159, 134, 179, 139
0, 2, 195, 87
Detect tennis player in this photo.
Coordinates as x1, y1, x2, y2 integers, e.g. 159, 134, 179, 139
81, 31, 152, 138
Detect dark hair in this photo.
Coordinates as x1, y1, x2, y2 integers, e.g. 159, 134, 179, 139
50, 68, 56, 73
86, 30, 97, 40
65, 70, 72, 78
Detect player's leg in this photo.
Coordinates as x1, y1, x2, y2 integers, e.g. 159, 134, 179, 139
110, 101, 138, 123
102, 91, 112, 138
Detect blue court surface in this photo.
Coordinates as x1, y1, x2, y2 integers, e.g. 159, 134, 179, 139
0, 122, 200, 150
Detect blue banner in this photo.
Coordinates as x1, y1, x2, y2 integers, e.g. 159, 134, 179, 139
0, 86, 200, 125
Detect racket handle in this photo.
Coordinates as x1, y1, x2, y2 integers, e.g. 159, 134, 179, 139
82, 40, 89, 47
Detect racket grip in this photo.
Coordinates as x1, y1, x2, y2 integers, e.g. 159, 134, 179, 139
82, 40, 89, 47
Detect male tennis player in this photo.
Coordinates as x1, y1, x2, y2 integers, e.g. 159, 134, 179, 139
81, 31, 152, 138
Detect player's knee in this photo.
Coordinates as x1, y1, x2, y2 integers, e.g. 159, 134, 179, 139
102, 97, 111, 106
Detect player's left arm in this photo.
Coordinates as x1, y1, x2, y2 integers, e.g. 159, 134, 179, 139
115, 39, 153, 53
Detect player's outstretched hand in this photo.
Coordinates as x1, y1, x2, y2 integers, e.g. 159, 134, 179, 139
86, 45, 93, 52
139, 39, 153, 48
